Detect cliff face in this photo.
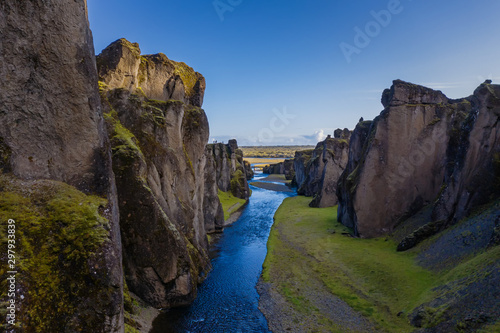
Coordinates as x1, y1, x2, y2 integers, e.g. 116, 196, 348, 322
98, 40, 214, 308
309, 134, 350, 208
336, 121, 373, 230
293, 130, 350, 208
207, 139, 251, 200
263, 159, 295, 180
0, 1, 123, 332
338, 80, 500, 238
97, 39, 205, 108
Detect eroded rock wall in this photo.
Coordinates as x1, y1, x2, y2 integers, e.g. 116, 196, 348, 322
293, 130, 350, 208
338, 80, 500, 238
0, 1, 123, 331
98, 40, 213, 308
207, 139, 251, 200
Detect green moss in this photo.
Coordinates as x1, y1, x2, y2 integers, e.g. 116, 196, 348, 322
0, 174, 109, 332
229, 169, 245, 196
104, 111, 145, 170
183, 106, 203, 128
263, 196, 438, 332
183, 144, 195, 177
98, 81, 109, 93
0, 137, 12, 172
124, 323, 140, 333
217, 189, 246, 221
173, 61, 199, 98
428, 117, 442, 126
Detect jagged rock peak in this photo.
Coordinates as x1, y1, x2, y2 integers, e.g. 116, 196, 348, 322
338, 79, 500, 238
334, 128, 352, 140
381, 79, 449, 108
97, 38, 206, 107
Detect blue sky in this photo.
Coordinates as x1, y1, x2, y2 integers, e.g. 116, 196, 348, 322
88, 0, 500, 146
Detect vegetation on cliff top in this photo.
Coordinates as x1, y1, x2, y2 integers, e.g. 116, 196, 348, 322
240, 146, 315, 158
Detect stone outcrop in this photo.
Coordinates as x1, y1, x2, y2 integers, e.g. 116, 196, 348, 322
0, 1, 123, 332
336, 121, 373, 230
293, 130, 350, 207
263, 160, 295, 180
309, 134, 350, 208
337, 80, 500, 238
203, 146, 225, 233
97, 38, 206, 108
98, 40, 214, 308
207, 139, 251, 200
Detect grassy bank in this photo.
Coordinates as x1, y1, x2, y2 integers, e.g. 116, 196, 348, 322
263, 196, 436, 331
217, 190, 247, 221
262, 196, 500, 332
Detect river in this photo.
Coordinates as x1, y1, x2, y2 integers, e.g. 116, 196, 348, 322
150, 174, 294, 333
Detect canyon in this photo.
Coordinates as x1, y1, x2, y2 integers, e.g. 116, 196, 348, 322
0, 1, 499, 332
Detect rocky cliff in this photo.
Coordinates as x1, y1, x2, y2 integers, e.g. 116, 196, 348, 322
293, 130, 350, 208
337, 80, 500, 238
0, 1, 123, 332
97, 39, 218, 309
263, 159, 295, 180
207, 139, 251, 200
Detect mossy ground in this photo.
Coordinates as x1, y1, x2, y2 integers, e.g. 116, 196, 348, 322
217, 190, 246, 221
262, 196, 500, 332
0, 174, 110, 332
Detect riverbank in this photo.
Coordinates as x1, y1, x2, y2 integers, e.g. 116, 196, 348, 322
258, 197, 429, 332
258, 196, 500, 332
150, 186, 294, 332
250, 174, 294, 193
217, 189, 248, 224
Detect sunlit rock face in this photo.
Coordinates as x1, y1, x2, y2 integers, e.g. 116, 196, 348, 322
0, 1, 123, 331
337, 80, 500, 238
98, 39, 214, 308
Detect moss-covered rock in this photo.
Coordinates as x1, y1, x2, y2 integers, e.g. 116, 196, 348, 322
0, 174, 118, 332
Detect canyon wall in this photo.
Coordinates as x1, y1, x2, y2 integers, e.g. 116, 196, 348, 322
0, 1, 123, 331
337, 80, 500, 238
98, 39, 218, 308
207, 139, 251, 200
293, 130, 351, 207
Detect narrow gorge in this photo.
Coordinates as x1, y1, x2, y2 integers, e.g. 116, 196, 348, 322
0, 1, 499, 333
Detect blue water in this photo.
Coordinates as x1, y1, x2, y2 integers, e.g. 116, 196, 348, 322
150, 181, 294, 333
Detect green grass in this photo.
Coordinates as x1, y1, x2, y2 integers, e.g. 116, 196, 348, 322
240, 146, 315, 158
217, 190, 246, 221
263, 196, 439, 332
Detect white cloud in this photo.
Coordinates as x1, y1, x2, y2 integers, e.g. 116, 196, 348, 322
314, 129, 327, 142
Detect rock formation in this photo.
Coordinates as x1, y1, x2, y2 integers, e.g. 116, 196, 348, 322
309, 134, 350, 208
97, 39, 217, 309
263, 160, 295, 180
206, 139, 251, 200
203, 146, 226, 233
337, 80, 500, 238
0, 1, 123, 332
293, 130, 351, 207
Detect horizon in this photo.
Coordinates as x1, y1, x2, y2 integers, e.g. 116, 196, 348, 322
88, 0, 500, 146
